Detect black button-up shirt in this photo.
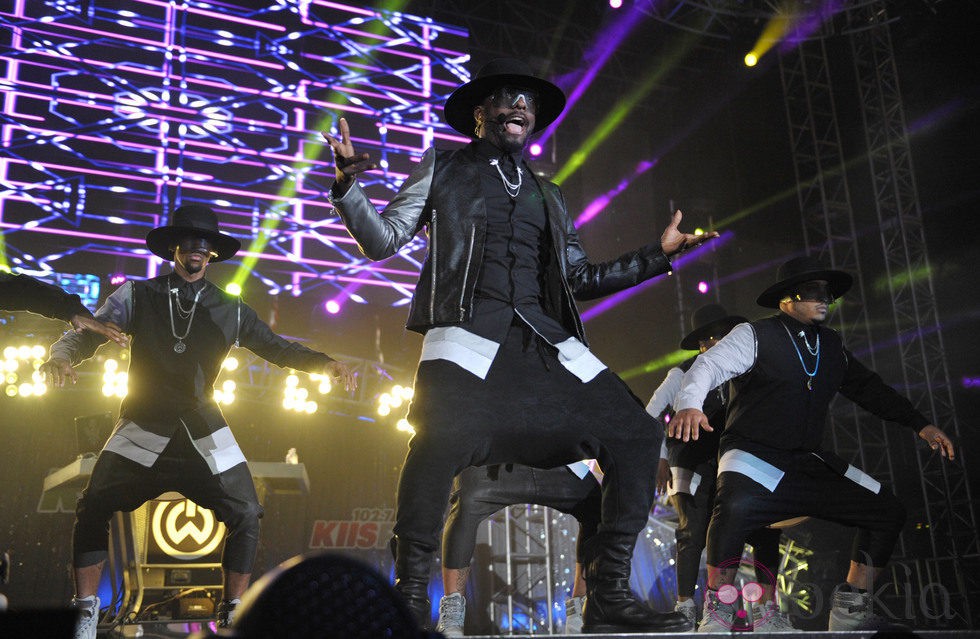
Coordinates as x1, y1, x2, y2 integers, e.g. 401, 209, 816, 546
462, 139, 574, 346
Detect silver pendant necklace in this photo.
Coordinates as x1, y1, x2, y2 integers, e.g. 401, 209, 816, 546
489, 157, 522, 198
168, 279, 205, 353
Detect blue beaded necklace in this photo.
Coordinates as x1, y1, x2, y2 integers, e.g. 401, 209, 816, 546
780, 321, 819, 390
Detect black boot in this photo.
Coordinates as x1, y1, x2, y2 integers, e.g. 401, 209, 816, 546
582, 534, 690, 633
392, 537, 433, 630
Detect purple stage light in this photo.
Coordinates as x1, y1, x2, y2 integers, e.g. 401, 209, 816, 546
529, 143, 543, 157
324, 300, 341, 315
109, 274, 128, 286
697, 281, 710, 294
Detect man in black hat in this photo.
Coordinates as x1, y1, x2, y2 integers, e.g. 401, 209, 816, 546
40, 205, 356, 638
646, 304, 790, 631
1, 271, 128, 346
323, 57, 715, 632
668, 256, 955, 631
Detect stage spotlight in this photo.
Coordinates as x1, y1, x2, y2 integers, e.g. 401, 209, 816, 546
101, 359, 128, 397
396, 418, 415, 434
529, 143, 543, 157
744, 52, 758, 67
697, 281, 710, 294
225, 282, 242, 296
222, 356, 239, 371
324, 299, 341, 314
109, 273, 127, 286
4, 385, 16, 397
377, 403, 391, 417
694, 228, 704, 236
609, 0, 622, 8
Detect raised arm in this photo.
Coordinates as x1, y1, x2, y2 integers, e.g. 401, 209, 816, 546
324, 118, 431, 260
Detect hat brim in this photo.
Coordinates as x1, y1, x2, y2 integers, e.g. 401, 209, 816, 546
443, 73, 566, 138
680, 316, 748, 350
145, 226, 241, 262
756, 270, 852, 308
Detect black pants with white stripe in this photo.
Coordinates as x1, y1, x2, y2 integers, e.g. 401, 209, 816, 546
395, 322, 663, 563
73, 426, 262, 573
706, 454, 905, 570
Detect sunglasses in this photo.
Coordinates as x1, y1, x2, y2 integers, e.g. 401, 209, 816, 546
174, 237, 219, 259
487, 86, 539, 112
788, 281, 834, 304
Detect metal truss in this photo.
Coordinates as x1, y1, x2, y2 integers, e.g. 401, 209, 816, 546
844, 1, 977, 626
484, 504, 559, 634
776, 34, 901, 548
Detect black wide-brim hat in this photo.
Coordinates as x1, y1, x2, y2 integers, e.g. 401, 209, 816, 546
756, 256, 853, 308
443, 57, 567, 138
680, 303, 748, 350
145, 204, 241, 262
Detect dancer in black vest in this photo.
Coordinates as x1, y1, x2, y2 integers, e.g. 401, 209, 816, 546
324, 58, 717, 633
647, 304, 790, 631
41, 206, 356, 639
669, 257, 955, 631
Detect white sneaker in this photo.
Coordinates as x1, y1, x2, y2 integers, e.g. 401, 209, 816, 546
697, 590, 738, 633
564, 595, 585, 634
70, 595, 100, 639
674, 598, 697, 632
828, 590, 892, 630
752, 600, 795, 632
435, 592, 465, 637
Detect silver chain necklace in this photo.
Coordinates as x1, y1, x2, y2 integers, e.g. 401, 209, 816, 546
489, 157, 522, 198
780, 322, 820, 390
797, 329, 820, 356
168, 279, 205, 354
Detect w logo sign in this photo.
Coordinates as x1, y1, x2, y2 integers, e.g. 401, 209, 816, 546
150, 499, 226, 561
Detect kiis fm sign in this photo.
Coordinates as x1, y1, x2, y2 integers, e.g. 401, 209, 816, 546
309, 508, 394, 550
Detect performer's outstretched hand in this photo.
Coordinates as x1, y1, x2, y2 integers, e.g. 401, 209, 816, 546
39, 357, 77, 387
919, 424, 955, 460
668, 407, 714, 442
325, 360, 358, 393
322, 117, 377, 194
70, 315, 128, 347
660, 210, 720, 257
655, 458, 671, 496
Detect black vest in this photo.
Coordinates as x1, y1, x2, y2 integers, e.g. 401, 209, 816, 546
721, 315, 846, 455
121, 276, 238, 436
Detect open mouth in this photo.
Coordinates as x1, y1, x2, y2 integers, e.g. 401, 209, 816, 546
503, 114, 527, 135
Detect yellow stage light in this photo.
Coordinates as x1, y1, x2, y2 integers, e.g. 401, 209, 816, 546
225, 282, 242, 296
378, 403, 391, 417
223, 356, 239, 371
744, 52, 758, 67
5, 384, 18, 397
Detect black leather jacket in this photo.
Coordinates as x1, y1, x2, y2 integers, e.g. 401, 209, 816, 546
330, 142, 672, 342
